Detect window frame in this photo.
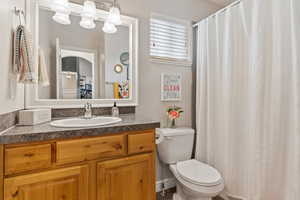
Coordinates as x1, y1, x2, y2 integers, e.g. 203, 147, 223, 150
149, 13, 193, 67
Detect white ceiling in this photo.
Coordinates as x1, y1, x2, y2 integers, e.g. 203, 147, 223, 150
206, 0, 237, 6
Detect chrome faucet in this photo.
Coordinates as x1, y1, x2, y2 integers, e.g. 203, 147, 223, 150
84, 103, 92, 119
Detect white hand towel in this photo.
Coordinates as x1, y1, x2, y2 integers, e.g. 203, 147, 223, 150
38, 48, 50, 86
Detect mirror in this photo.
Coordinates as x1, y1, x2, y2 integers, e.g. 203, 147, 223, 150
38, 8, 130, 100
26, 0, 138, 108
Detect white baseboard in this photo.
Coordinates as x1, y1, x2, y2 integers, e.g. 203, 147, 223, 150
156, 178, 176, 192
227, 195, 246, 200
221, 192, 246, 200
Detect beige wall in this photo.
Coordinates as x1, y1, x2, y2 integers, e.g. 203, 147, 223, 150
115, 0, 220, 182
116, 0, 219, 127
0, 0, 26, 114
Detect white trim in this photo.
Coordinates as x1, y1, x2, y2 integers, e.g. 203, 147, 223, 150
225, 193, 247, 200
150, 58, 192, 67
156, 178, 176, 192
25, 0, 139, 109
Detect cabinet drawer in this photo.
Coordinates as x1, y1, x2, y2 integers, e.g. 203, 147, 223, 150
56, 135, 126, 165
128, 131, 155, 154
5, 144, 52, 175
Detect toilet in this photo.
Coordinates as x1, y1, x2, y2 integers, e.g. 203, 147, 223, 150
156, 128, 224, 200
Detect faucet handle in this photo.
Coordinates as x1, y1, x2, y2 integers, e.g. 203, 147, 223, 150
83, 103, 93, 119
84, 102, 92, 110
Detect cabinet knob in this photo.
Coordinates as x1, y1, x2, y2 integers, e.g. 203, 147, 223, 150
24, 153, 34, 157
12, 190, 19, 198
113, 144, 122, 150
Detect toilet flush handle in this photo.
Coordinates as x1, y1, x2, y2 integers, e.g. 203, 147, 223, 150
155, 133, 165, 144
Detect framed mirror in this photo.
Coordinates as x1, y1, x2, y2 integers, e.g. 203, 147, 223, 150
25, 0, 138, 108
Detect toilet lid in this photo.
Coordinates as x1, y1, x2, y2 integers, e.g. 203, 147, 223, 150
176, 159, 222, 186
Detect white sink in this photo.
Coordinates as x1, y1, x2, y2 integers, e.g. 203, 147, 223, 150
50, 116, 122, 128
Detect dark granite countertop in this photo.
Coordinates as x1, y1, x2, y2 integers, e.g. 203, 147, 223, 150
0, 114, 160, 144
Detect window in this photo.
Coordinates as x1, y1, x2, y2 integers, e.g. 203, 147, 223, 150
150, 14, 192, 66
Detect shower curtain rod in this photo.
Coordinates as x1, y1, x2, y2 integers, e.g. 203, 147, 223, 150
193, 0, 241, 27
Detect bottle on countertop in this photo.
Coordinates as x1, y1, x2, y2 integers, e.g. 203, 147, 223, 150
112, 102, 119, 117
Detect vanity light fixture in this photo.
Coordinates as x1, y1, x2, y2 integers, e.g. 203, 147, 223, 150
80, 1, 97, 29
102, 0, 121, 33
102, 21, 117, 33
51, 0, 71, 25
51, 0, 122, 33
106, 0, 122, 25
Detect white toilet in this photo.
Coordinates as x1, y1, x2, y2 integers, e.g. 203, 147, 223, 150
156, 128, 224, 200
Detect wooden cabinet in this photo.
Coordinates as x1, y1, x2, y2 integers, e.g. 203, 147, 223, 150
56, 135, 126, 165
1, 129, 156, 200
5, 144, 52, 175
128, 131, 155, 154
4, 165, 89, 200
97, 154, 155, 200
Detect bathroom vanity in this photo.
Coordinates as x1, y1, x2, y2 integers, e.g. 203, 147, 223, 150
0, 0, 157, 199
0, 115, 159, 200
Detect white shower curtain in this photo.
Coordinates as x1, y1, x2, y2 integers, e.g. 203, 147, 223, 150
195, 0, 300, 199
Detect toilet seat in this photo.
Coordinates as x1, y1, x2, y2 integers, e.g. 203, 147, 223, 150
176, 159, 222, 187
170, 163, 225, 198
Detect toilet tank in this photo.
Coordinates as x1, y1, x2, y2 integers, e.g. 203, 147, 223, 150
156, 128, 195, 164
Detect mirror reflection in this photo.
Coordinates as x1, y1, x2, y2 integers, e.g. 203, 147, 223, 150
38, 8, 130, 100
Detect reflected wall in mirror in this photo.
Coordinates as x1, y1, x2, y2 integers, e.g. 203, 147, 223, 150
38, 8, 130, 100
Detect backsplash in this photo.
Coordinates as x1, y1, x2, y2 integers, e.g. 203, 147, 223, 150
0, 110, 19, 132
52, 106, 135, 118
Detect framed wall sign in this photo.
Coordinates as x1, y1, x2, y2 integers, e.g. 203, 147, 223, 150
161, 73, 182, 101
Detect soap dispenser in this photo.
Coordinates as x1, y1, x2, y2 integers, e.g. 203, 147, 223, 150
112, 102, 119, 117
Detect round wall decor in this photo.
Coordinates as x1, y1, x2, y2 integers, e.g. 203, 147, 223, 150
114, 64, 123, 73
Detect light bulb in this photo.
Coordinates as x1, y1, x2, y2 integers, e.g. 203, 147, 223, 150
102, 21, 117, 34
51, 0, 71, 25
53, 12, 71, 25
80, 17, 96, 29
80, 1, 96, 29
107, 7, 122, 25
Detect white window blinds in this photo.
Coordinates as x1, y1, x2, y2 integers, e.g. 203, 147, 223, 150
150, 15, 192, 65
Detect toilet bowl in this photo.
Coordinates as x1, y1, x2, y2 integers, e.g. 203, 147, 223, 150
170, 159, 224, 200
156, 128, 224, 200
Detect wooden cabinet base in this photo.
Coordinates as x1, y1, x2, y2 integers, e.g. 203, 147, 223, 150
97, 154, 155, 200
1, 130, 156, 200
4, 165, 89, 200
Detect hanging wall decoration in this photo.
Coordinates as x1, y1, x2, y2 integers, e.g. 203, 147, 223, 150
161, 73, 182, 101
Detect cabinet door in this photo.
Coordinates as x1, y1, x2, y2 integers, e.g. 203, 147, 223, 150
4, 165, 88, 200
97, 154, 155, 200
